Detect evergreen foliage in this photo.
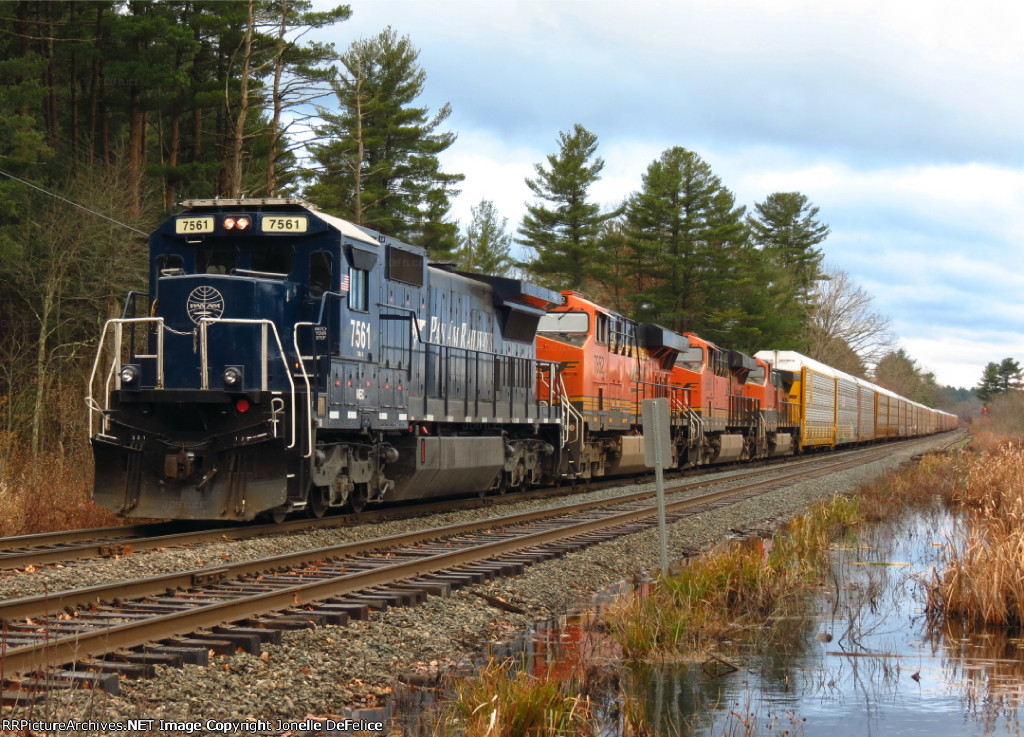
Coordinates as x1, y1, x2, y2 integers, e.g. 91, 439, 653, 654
458, 199, 513, 276
622, 147, 748, 341
748, 192, 828, 304
306, 27, 463, 256
740, 192, 829, 351
977, 358, 1023, 402
517, 124, 613, 291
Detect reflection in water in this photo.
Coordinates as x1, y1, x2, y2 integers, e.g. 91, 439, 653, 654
621, 505, 1024, 736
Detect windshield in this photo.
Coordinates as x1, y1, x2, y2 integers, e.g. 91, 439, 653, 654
676, 345, 704, 371
537, 311, 589, 334
537, 311, 589, 347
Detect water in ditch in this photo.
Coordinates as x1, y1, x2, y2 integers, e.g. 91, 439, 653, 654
624, 506, 1024, 736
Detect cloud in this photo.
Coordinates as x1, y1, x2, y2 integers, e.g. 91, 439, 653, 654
901, 328, 1024, 389
319, 0, 1024, 390
340, 1, 1024, 165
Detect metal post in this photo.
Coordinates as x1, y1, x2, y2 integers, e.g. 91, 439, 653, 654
653, 421, 669, 579
643, 398, 671, 578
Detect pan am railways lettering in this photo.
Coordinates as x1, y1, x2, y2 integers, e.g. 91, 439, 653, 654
416, 317, 495, 353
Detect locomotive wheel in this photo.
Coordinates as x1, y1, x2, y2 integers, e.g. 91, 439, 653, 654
348, 483, 368, 514
308, 486, 329, 519
263, 506, 288, 524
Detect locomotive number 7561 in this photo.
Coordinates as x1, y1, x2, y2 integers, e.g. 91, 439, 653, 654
350, 319, 372, 351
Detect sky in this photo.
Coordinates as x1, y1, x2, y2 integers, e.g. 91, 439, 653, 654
310, 0, 1024, 389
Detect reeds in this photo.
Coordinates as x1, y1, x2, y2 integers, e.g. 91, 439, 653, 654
926, 441, 1024, 626
608, 494, 863, 660
439, 659, 597, 737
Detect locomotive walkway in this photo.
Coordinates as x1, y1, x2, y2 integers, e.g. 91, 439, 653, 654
0, 439, 941, 696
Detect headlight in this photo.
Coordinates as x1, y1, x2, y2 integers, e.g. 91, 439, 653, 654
120, 365, 138, 384
223, 366, 242, 387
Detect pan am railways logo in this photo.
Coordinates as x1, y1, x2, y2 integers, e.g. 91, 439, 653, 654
186, 286, 225, 324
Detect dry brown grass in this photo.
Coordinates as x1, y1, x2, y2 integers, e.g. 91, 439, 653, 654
851, 449, 963, 523
925, 440, 1024, 626
976, 393, 1024, 441
0, 440, 121, 536
436, 659, 599, 737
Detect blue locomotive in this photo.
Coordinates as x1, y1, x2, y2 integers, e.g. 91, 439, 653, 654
88, 199, 566, 521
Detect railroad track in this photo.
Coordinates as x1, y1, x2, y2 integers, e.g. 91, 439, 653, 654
0, 438, 936, 573
0, 439, 934, 691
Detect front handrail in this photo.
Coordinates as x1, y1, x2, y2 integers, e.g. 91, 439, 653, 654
557, 374, 584, 454
291, 322, 317, 459
198, 318, 298, 450
87, 317, 166, 437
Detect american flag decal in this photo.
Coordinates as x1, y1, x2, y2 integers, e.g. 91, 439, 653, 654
340, 273, 350, 292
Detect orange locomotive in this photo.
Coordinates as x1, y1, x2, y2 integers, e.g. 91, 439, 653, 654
671, 334, 796, 465
536, 293, 802, 481
535, 293, 687, 479
740, 356, 800, 457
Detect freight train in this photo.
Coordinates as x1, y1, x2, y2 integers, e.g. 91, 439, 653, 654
87, 199, 957, 522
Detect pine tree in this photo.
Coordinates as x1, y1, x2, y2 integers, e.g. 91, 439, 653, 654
999, 357, 1023, 392
459, 199, 512, 276
748, 192, 828, 302
306, 27, 463, 254
623, 147, 747, 337
517, 124, 612, 291
978, 358, 1023, 401
260, 0, 351, 196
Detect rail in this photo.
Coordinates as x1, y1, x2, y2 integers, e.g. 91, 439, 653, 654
0, 440, 932, 676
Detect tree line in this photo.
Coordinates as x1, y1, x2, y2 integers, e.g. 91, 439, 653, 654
0, 3, 964, 464
0, 0, 353, 460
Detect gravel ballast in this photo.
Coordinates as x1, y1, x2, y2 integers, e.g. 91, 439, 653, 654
1, 434, 956, 732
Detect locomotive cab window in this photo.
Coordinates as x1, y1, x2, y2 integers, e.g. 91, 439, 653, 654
157, 254, 184, 276
197, 247, 237, 274
348, 267, 368, 312
310, 251, 333, 298
596, 314, 608, 344
747, 365, 766, 384
250, 243, 293, 276
676, 345, 704, 371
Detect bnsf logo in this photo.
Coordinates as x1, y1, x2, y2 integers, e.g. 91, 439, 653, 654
186, 286, 225, 324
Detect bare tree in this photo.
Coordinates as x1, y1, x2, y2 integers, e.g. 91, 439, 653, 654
803, 266, 895, 373
226, 0, 257, 199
